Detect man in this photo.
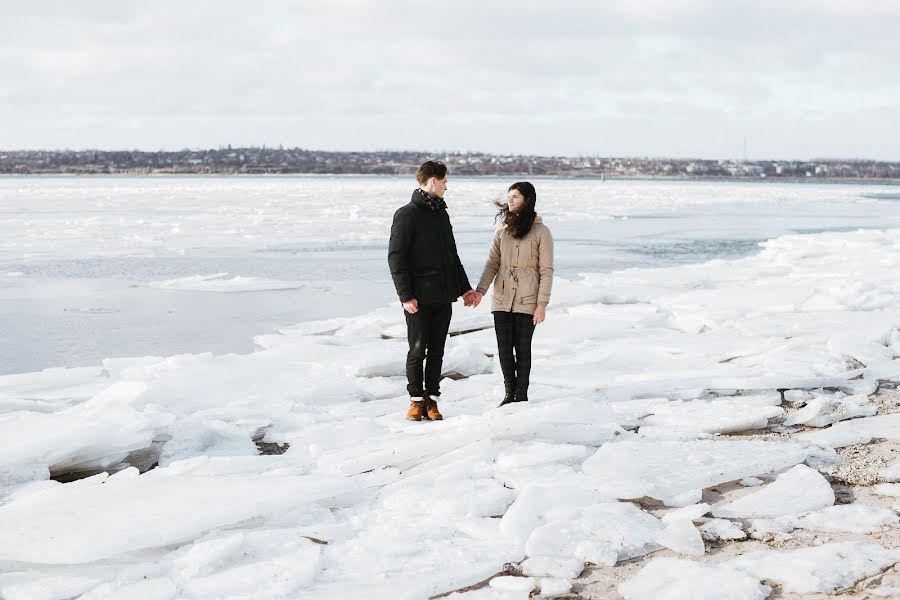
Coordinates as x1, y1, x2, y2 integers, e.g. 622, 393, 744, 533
388, 160, 476, 421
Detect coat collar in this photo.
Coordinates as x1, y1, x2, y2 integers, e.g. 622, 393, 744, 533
411, 188, 447, 212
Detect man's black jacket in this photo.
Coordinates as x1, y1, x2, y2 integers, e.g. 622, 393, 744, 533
388, 189, 471, 305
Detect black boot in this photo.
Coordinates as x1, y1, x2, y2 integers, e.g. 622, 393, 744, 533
498, 381, 517, 407
514, 384, 528, 404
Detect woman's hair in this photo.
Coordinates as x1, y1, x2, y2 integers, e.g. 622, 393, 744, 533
495, 181, 537, 239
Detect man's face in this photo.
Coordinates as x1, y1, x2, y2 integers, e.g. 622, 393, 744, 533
429, 176, 448, 198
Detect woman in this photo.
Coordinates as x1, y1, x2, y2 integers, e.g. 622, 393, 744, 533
472, 182, 554, 406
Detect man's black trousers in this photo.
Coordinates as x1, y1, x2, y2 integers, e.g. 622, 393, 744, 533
405, 302, 452, 398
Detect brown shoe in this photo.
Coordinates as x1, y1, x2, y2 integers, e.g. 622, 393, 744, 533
424, 396, 443, 421
406, 398, 426, 421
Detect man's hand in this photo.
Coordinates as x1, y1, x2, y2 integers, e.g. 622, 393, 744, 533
462, 289, 479, 307
403, 298, 419, 314
471, 291, 483, 307
533, 305, 546, 325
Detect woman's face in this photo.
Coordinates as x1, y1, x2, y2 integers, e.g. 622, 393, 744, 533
507, 189, 525, 214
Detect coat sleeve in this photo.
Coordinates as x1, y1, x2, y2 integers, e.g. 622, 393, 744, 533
454, 244, 472, 296
388, 208, 414, 302
537, 226, 554, 306
476, 229, 502, 295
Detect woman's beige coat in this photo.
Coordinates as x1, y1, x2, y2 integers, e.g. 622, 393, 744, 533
475, 216, 554, 315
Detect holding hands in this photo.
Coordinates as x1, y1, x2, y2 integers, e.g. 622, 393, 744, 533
462, 289, 482, 307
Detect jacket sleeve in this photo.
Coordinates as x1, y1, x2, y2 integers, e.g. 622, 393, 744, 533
476, 229, 502, 294
454, 246, 472, 296
388, 208, 414, 302
537, 226, 554, 306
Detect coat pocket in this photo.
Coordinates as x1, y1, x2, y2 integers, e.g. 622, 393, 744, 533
413, 271, 441, 302
518, 293, 537, 305
492, 277, 508, 302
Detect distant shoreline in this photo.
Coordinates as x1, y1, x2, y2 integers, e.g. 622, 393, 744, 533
2, 171, 899, 186
3, 148, 898, 181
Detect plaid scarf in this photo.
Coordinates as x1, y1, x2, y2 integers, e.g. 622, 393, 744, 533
414, 188, 447, 212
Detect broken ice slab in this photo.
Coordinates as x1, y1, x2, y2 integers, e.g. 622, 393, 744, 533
640, 399, 783, 434
619, 557, 771, 600
0, 471, 360, 564
731, 541, 900, 594
752, 503, 899, 535
784, 393, 876, 427
712, 464, 834, 519
581, 439, 809, 501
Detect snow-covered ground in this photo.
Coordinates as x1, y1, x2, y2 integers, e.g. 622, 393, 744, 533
3, 177, 900, 598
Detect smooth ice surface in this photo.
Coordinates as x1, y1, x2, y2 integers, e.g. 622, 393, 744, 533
784, 393, 877, 427
640, 400, 782, 434
656, 503, 710, 556
619, 557, 771, 600
582, 440, 809, 500
656, 519, 705, 556
874, 484, 900, 497
0, 471, 359, 563
146, 273, 306, 292
538, 578, 572, 595
795, 426, 873, 449
622, 542, 900, 599
731, 542, 900, 593
752, 503, 900, 535
0, 381, 167, 482
881, 462, 900, 482
523, 502, 664, 571
825, 414, 900, 442
713, 464, 834, 519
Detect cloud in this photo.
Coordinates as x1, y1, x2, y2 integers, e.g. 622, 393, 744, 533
1, 0, 898, 158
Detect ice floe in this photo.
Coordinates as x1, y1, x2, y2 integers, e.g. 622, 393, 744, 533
751, 503, 899, 535
622, 542, 900, 598
712, 464, 834, 519
582, 440, 809, 500
619, 557, 771, 600
731, 541, 900, 593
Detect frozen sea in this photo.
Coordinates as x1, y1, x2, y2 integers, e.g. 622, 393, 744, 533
3, 175, 900, 599
3, 175, 900, 375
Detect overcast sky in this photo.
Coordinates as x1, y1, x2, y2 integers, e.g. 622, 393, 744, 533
3, 0, 899, 159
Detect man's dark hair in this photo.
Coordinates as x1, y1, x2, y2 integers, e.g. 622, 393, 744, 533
416, 160, 448, 186
495, 181, 538, 239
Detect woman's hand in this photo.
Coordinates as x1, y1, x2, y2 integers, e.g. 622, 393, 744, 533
533, 305, 546, 325
463, 290, 483, 307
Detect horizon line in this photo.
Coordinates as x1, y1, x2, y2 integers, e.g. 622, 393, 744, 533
1, 146, 896, 164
